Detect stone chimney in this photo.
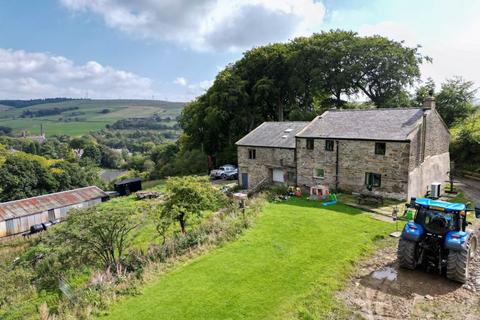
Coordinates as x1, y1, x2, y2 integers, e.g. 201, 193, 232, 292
423, 89, 436, 110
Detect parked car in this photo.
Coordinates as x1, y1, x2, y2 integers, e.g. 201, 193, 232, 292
210, 165, 237, 180
223, 168, 238, 180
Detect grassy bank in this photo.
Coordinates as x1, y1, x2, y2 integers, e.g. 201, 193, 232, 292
100, 198, 393, 319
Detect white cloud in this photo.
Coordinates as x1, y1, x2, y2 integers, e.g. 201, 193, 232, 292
356, 2, 480, 93
172, 75, 213, 97
358, 21, 418, 48
188, 80, 213, 93
60, 0, 326, 51
0, 48, 155, 99
173, 77, 188, 86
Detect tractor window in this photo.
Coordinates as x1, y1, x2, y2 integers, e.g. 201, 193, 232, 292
415, 207, 459, 234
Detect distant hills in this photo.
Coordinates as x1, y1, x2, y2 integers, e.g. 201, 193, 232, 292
0, 99, 186, 137
0, 98, 80, 108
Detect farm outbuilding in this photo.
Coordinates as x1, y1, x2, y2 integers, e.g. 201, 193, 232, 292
0, 186, 109, 238
114, 178, 142, 196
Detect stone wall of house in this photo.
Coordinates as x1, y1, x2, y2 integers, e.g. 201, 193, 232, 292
237, 146, 296, 189
297, 138, 411, 199
407, 109, 450, 198
408, 125, 422, 171
407, 109, 449, 172
408, 152, 450, 199
424, 109, 450, 158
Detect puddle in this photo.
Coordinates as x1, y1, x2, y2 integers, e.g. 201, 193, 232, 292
371, 266, 398, 281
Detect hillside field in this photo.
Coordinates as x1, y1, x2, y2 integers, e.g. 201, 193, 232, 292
100, 198, 393, 320
0, 99, 185, 136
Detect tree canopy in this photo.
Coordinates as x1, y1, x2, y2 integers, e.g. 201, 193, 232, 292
159, 176, 227, 233
435, 77, 477, 127
0, 151, 101, 201
180, 30, 428, 164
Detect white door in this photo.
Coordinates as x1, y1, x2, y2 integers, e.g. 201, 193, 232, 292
272, 169, 284, 183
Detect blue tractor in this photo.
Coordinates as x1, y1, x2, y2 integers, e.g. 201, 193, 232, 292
398, 198, 480, 283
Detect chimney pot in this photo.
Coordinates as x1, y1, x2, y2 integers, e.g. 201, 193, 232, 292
423, 94, 435, 110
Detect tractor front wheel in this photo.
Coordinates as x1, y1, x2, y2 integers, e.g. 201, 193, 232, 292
446, 239, 473, 284
397, 238, 417, 270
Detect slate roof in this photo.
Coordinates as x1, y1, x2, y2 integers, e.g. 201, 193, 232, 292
296, 108, 426, 141
236, 122, 310, 148
0, 186, 108, 220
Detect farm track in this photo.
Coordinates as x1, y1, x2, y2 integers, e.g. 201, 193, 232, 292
457, 177, 480, 204
338, 238, 480, 319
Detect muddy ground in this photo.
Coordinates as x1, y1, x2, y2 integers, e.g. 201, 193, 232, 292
337, 237, 480, 319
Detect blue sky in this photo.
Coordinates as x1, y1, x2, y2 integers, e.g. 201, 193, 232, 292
0, 0, 478, 101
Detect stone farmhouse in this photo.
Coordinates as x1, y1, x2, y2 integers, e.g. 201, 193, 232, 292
236, 97, 450, 200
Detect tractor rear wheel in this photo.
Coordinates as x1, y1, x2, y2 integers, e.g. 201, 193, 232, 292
397, 238, 417, 270
446, 240, 472, 284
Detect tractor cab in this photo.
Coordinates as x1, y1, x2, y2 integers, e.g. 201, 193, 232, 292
398, 197, 479, 283
412, 198, 468, 234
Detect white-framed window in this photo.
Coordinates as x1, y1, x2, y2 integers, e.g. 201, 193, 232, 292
314, 168, 325, 179
365, 172, 381, 187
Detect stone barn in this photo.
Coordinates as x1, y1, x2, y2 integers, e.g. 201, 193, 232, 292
236, 122, 309, 190
0, 186, 109, 238
236, 96, 450, 200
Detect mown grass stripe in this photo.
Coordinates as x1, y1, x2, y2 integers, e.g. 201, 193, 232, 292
100, 198, 393, 320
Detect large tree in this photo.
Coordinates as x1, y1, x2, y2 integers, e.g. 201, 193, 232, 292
0, 155, 58, 201
305, 30, 360, 107
353, 36, 428, 107
159, 176, 226, 234
47, 206, 142, 272
180, 30, 428, 164
435, 77, 476, 127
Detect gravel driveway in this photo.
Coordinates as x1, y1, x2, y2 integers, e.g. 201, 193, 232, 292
457, 177, 480, 204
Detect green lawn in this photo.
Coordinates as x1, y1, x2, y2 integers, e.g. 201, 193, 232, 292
100, 198, 393, 319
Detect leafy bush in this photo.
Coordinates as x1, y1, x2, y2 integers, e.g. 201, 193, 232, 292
451, 110, 480, 169
0, 125, 12, 135
158, 176, 228, 233
268, 184, 289, 196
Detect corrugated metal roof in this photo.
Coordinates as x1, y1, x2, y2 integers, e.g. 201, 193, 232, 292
296, 108, 425, 141
235, 122, 310, 148
0, 186, 108, 220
